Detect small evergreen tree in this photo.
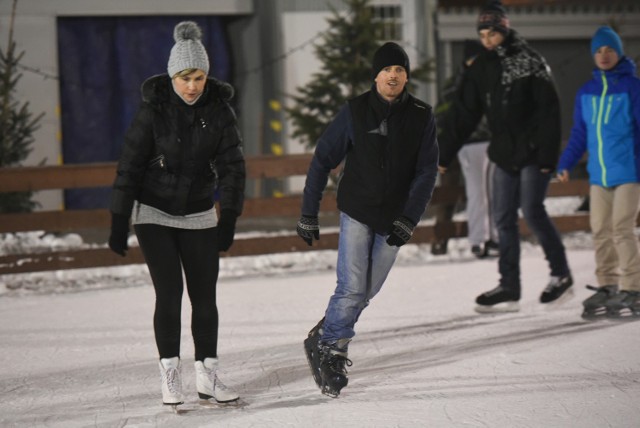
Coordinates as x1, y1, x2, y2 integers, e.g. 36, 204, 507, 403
286, 0, 433, 149
0, 0, 43, 213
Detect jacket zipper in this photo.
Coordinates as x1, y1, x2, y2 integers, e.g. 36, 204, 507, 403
596, 71, 608, 186
149, 154, 166, 169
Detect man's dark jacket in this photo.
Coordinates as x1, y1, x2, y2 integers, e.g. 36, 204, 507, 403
302, 87, 439, 234
438, 31, 561, 172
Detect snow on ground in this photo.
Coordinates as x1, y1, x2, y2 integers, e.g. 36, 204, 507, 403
1, 197, 639, 427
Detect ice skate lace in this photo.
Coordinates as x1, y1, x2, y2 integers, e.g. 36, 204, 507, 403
164, 368, 180, 394
214, 374, 231, 391
327, 354, 353, 374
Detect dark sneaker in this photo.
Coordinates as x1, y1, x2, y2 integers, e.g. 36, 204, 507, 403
319, 344, 352, 398
605, 290, 640, 319
484, 240, 500, 257
540, 274, 574, 303
475, 286, 520, 313
303, 318, 325, 388
582, 285, 617, 320
471, 244, 486, 259
431, 240, 448, 255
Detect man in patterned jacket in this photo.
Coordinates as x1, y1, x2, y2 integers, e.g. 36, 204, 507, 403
438, 0, 573, 313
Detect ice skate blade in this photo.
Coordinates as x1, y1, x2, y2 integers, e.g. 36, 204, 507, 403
321, 384, 343, 398
581, 310, 606, 321
199, 398, 245, 408
605, 309, 640, 321
475, 301, 520, 314
304, 339, 322, 388
197, 392, 240, 404
166, 403, 185, 414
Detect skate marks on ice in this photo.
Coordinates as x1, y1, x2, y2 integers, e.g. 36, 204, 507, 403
168, 398, 248, 414
346, 311, 628, 392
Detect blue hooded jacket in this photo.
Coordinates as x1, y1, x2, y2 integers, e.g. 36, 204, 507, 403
558, 57, 640, 187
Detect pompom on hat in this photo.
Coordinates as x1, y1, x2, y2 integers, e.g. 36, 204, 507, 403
477, 0, 510, 35
591, 26, 624, 57
372, 42, 410, 79
167, 21, 210, 77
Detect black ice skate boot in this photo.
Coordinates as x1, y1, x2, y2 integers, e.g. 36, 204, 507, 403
581, 285, 617, 320
540, 274, 574, 303
605, 290, 640, 320
303, 318, 325, 388
475, 285, 520, 313
319, 339, 352, 398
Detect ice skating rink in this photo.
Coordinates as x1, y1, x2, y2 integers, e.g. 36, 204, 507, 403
1, 244, 639, 427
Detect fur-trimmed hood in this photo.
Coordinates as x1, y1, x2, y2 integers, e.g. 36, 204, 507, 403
140, 74, 234, 105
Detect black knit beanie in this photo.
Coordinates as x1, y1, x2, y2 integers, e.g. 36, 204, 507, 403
477, 0, 510, 35
372, 42, 410, 79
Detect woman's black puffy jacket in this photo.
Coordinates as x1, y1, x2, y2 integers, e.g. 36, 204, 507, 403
111, 74, 245, 218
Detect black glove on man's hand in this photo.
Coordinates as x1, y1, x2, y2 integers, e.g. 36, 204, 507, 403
386, 216, 416, 247
108, 213, 130, 257
218, 209, 238, 252
297, 215, 319, 246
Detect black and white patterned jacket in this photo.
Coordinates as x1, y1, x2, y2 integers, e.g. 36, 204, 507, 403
439, 30, 561, 172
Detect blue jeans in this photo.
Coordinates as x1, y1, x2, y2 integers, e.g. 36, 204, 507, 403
321, 212, 400, 346
493, 165, 570, 295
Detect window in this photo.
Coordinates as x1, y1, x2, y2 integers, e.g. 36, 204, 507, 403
370, 5, 403, 41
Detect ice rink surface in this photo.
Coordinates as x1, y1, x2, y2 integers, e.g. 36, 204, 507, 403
1, 241, 639, 427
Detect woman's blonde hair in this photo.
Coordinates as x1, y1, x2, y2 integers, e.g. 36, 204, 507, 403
172, 68, 200, 79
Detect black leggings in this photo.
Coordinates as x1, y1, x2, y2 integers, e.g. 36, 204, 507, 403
134, 224, 220, 361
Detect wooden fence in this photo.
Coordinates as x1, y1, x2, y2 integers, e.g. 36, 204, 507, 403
0, 154, 591, 275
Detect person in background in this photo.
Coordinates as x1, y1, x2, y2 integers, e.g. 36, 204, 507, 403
438, 0, 573, 313
108, 21, 246, 407
296, 42, 439, 397
435, 39, 499, 259
556, 26, 640, 320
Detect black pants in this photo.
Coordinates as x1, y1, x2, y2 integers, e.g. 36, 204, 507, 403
134, 224, 220, 361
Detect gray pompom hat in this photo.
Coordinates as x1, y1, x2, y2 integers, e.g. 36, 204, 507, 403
167, 21, 210, 77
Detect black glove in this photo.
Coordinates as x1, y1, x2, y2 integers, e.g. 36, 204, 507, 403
297, 215, 319, 246
108, 213, 130, 257
386, 216, 415, 247
217, 209, 238, 252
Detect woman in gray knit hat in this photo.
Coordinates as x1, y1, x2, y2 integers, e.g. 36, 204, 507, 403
108, 21, 245, 408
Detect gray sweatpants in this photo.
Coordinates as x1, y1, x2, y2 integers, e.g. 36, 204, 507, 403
457, 141, 497, 246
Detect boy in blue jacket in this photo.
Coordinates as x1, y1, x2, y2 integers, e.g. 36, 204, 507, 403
557, 26, 640, 320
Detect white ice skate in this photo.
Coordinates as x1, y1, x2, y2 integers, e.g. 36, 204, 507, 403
159, 357, 184, 406
195, 358, 239, 403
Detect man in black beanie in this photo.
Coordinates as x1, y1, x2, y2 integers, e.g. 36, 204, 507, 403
297, 41, 439, 397
438, 0, 573, 313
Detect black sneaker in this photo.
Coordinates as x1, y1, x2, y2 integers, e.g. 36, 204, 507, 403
471, 245, 486, 259
582, 285, 617, 320
475, 285, 520, 313
303, 318, 325, 388
605, 290, 640, 319
540, 274, 574, 303
484, 240, 500, 257
319, 344, 352, 398
431, 240, 448, 255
